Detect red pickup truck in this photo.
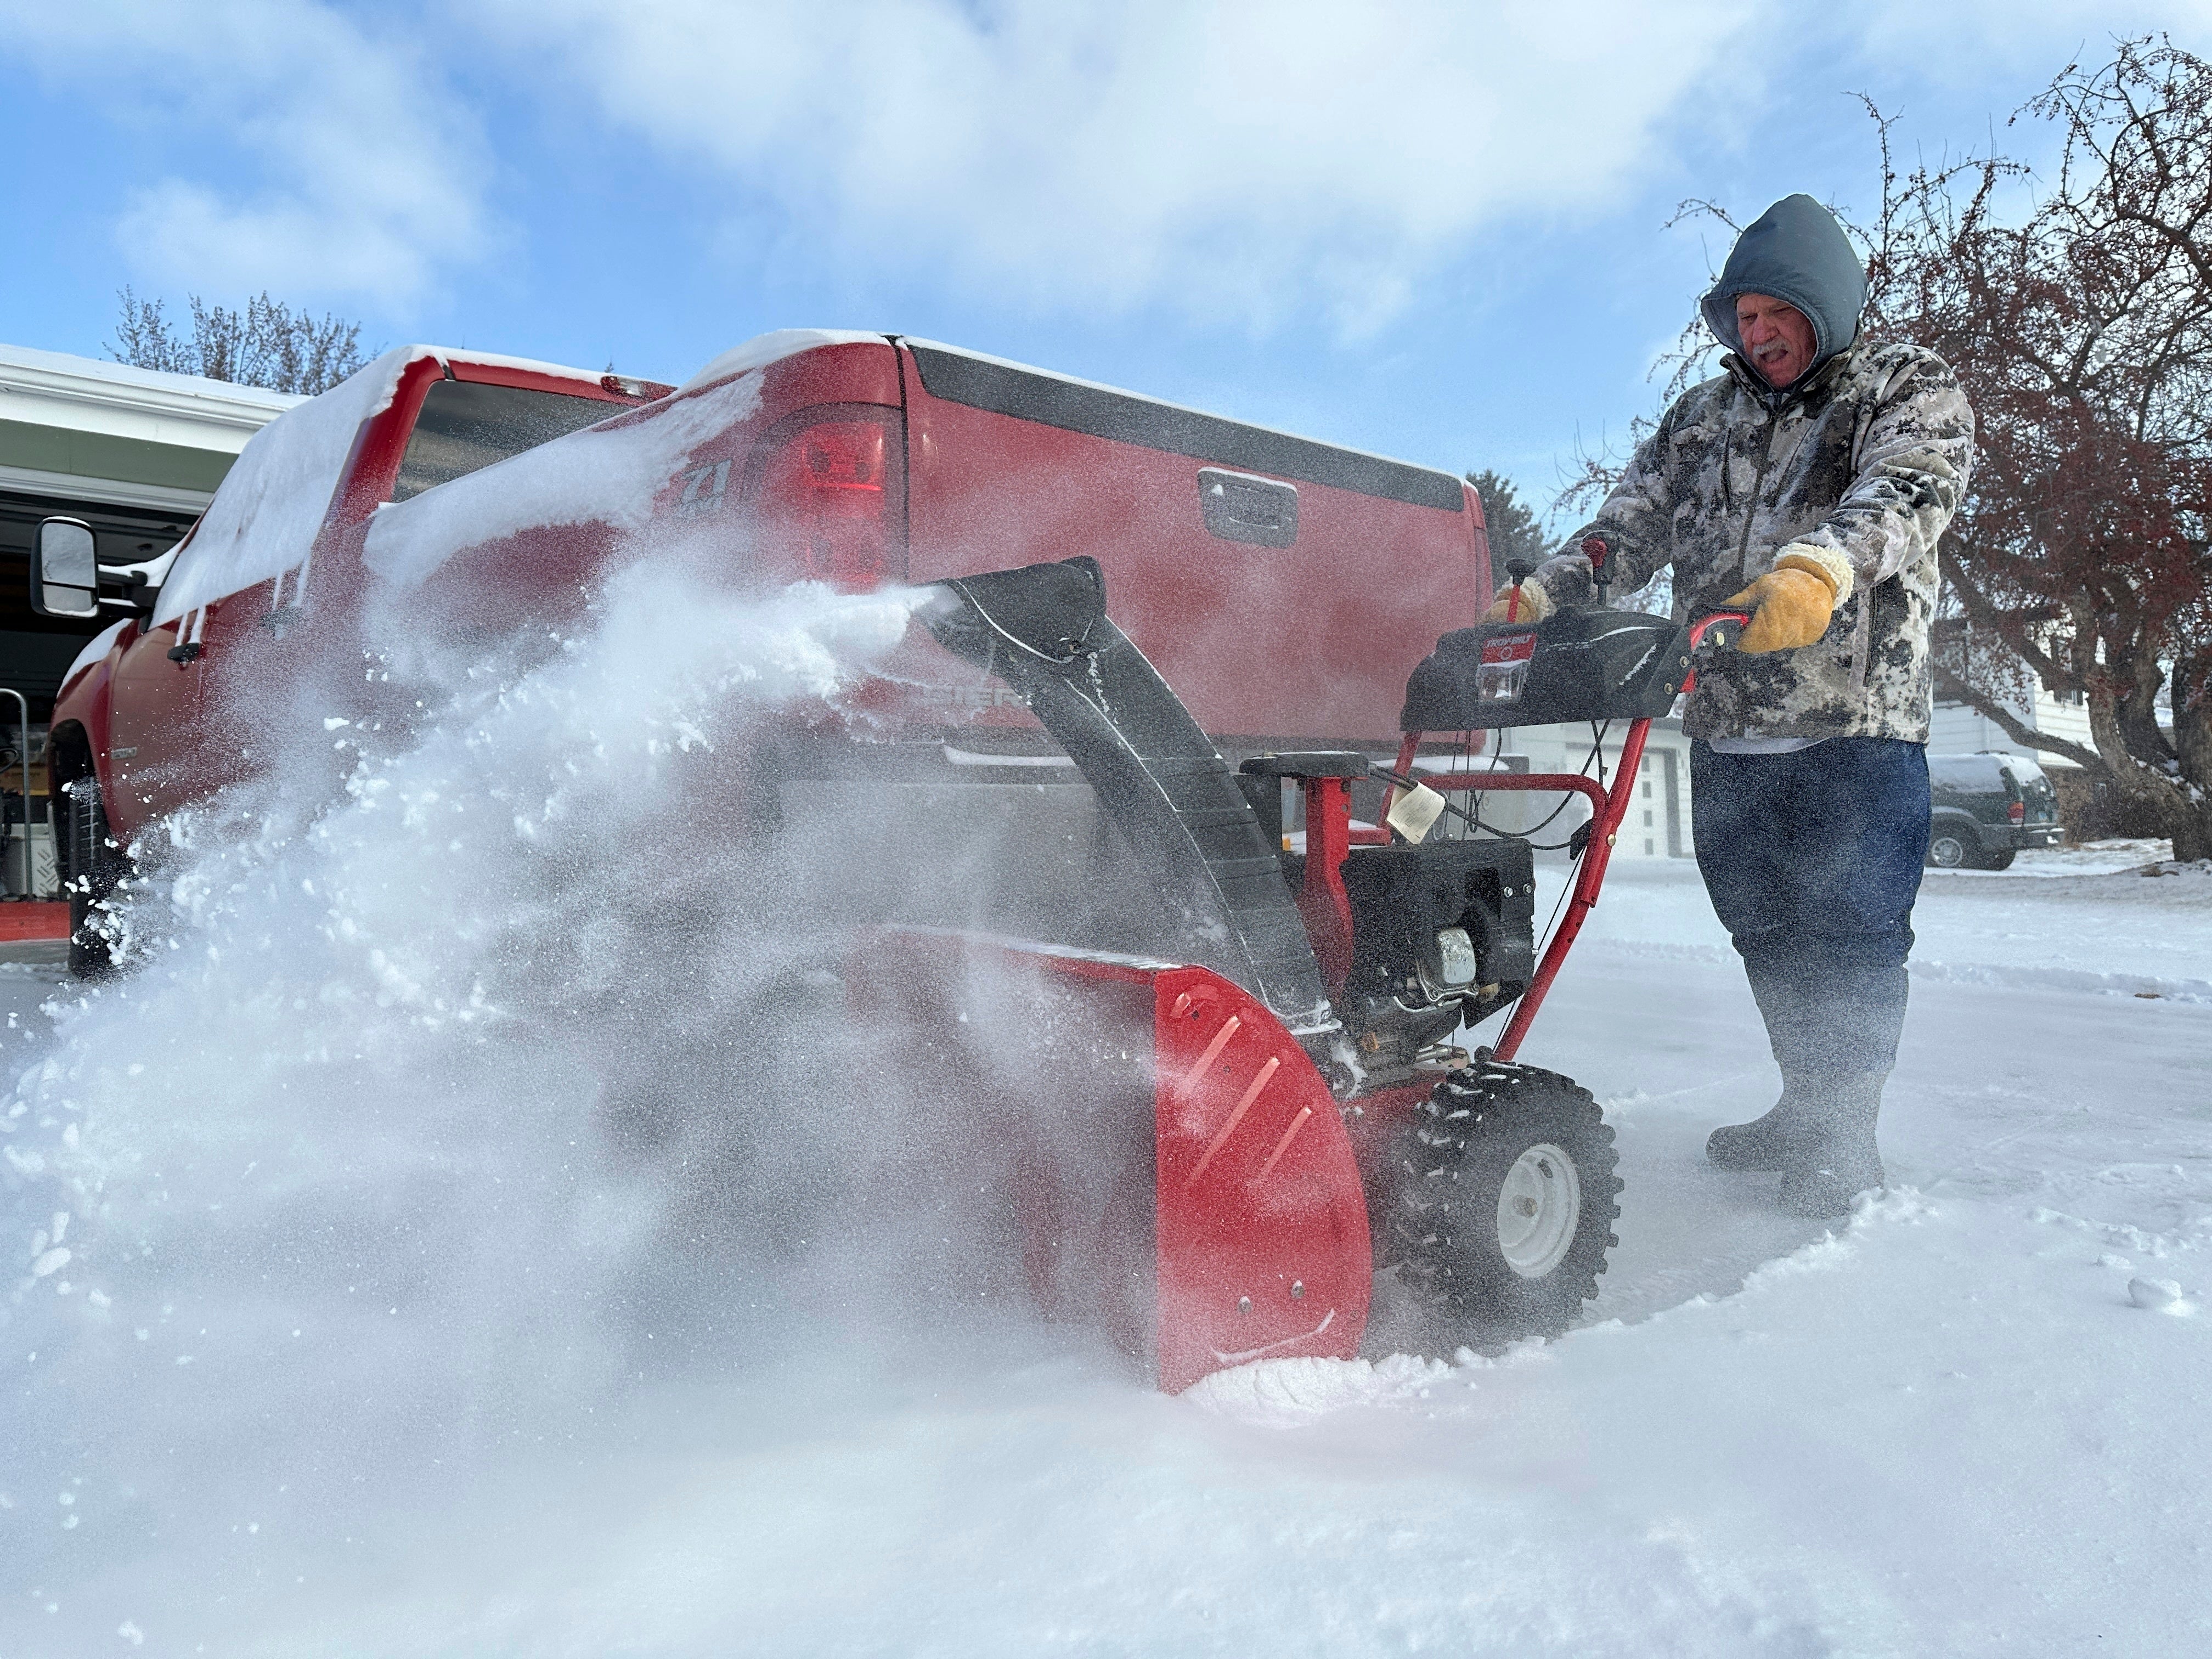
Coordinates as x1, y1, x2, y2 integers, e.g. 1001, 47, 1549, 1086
34, 330, 1488, 971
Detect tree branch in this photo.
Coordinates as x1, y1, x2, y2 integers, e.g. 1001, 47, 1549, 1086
1931, 660, 2106, 768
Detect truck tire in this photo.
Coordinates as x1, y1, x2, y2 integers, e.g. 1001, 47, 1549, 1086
1982, 848, 2016, 871
1386, 1060, 1621, 1352
64, 778, 127, 978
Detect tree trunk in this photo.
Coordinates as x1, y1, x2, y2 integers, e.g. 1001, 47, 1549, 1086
2170, 695, 2212, 862
2087, 681, 2212, 863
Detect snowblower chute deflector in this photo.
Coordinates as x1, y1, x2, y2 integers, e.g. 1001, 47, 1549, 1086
861, 556, 1748, 1392
878, 557, 1368, 1389
913, 556, 1338, 1042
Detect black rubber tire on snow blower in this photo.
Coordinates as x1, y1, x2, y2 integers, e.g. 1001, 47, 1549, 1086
63, 777, 127, 978
1386, 1060, 1622, 1352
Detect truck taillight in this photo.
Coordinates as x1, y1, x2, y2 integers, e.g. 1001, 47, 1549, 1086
752, 412, 904, 591
2008, 800, 2025, 824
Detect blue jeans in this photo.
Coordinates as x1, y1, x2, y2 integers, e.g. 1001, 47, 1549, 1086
1689, 739, 1931, 1082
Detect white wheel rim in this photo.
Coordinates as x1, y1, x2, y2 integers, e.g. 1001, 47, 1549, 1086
1496, 1143, 1582, 1278
1931, 836, 1965, 866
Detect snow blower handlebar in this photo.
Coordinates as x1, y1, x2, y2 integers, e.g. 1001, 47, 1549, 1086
1683, 609, 1751, 679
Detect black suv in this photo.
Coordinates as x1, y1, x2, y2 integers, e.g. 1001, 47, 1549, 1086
1927, 752, 2063, 870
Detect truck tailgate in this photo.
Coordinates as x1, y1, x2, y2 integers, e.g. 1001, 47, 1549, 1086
895, 341, 1484, 746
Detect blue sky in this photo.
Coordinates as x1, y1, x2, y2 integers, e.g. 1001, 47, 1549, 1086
4, 1, 2208, 528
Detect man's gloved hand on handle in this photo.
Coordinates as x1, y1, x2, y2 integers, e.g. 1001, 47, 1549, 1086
1481, 578, 1552, 624
1479, 540, 1853, 647
1722, 545, 1854, 653
1482, 535, 1613, 625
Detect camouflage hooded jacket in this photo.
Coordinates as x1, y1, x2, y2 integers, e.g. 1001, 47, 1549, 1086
1533, 343, 1975, 743
1532, 197, 1975, 744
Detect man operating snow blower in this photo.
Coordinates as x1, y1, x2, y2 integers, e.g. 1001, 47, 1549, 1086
1488, 194, 1974, 1216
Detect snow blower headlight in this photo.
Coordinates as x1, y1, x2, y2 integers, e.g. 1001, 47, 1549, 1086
1416, 926, 1480, 1003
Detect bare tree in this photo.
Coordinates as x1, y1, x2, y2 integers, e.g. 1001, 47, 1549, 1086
111, 288, 189, 377
1865, 38, 2212, 860
109, 288, 371, 396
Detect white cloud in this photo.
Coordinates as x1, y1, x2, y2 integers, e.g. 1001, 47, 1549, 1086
471, 0, 1770, 333
1, 0, 491, 311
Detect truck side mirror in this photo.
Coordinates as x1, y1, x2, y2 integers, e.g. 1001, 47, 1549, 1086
31, 518, 100, 620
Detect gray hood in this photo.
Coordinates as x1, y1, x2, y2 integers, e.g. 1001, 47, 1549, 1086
1701, 194, 1867, 382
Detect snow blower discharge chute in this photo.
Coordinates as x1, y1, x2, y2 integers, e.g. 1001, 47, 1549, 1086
858, 555, 1748, 1391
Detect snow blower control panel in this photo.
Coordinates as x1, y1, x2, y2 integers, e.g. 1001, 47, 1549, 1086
1400, 608, 1699, 730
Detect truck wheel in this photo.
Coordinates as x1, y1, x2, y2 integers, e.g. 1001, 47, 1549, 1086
1982, 848, 2016, 871
64, 778, 127, 978
1386, 1061, 1621, 1352
1927, 828, 1972, 868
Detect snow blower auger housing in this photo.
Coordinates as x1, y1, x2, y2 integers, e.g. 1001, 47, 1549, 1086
863, 556, 1747, 1391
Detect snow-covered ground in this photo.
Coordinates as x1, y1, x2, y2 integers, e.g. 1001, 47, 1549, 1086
3, 573, 2207, 1656
1565, 842, 2212, 1003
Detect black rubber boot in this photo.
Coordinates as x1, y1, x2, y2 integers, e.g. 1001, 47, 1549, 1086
1778, 1073, 1887, 1217
1705, 1086, 1810, 1172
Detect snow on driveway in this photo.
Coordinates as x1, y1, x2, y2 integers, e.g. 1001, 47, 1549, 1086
3, 855, 2205, 1656
1565, 847, 2212, 1001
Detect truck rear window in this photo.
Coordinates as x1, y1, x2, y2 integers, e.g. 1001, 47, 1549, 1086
391, 381, 619, 502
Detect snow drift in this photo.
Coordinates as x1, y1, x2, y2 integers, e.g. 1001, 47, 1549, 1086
1, 555, 1019, 1643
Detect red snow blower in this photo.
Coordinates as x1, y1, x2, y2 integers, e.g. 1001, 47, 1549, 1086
862, 551, 1748, 1390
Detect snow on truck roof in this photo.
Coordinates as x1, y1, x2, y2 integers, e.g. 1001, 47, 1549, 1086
150, 344, 648, 626
362, 366, 772, 591
155, 336, 848, 619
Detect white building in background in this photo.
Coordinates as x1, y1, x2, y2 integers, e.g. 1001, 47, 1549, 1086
1928, 686, 2092, 769
1451, 684, 2098, 867
1420, 718, 1694, 860
1, 344, 298, 706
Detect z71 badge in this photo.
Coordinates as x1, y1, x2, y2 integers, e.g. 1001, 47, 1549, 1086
673, 459, 731, 517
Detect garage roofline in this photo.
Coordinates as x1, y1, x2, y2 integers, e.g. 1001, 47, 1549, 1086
0, 342, 302, 453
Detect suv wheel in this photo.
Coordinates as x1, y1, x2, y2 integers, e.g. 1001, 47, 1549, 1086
1927, 828, 1974, 868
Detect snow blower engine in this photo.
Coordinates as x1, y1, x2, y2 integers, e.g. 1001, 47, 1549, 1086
863, 552, 1746, 1390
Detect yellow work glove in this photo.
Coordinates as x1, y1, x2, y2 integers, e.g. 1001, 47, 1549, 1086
1482, 580, 1552, 624
1722, 546, 1854, 653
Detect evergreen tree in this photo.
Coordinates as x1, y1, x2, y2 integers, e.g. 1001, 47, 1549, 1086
1465, 468, 1550, 571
